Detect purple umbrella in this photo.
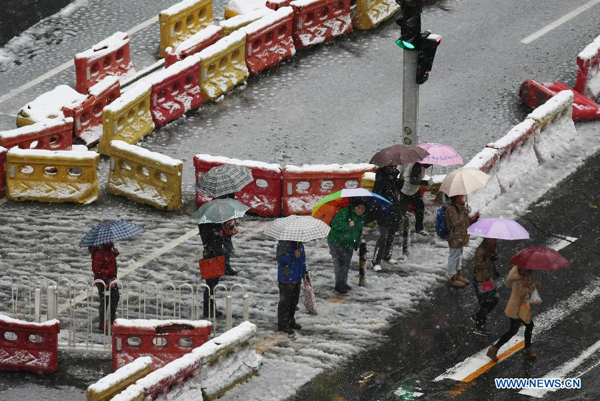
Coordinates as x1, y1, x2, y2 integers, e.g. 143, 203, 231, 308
467, 218, 530, 240
417, 142, 463, 166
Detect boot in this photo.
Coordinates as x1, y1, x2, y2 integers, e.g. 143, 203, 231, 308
447, 273, 466, 288
523, 348, 537, 360
486, 345, 499, 362
456, 269, 470, 284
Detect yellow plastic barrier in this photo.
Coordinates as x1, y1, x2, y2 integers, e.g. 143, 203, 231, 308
98, 81, 154, 156
108, 140, 183, 211
159, 0, 214, 57
352, 0, 399, 30
360, 171, 375, 191
198, 31, 249, 101
86, 357, 153, 401
6, 148, 99, 204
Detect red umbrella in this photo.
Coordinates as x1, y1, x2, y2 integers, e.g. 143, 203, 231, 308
509, 247, 570, 272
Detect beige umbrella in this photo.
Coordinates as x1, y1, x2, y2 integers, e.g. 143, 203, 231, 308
440, 168, 489, 196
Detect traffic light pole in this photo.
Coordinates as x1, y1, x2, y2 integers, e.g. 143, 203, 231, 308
402, 50, 419, 146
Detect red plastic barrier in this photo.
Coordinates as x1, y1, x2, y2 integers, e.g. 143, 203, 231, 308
164, 26, 223, 68
0, 147, 6, 198
0, 315, 60, 374
574, 40, 600, 100
148, 55, 203, 127
281, 164, 375, 215
112, 320, 211, 371
519, 79, 600, 122
142, 357, 201, 398
266, 0, 293, 11
290, 0, 353, 50
74, 32, 133, 94
62, 77, 121, 146
194, 154, 283, 217
243, 7, 296, 76
0, 119, 73, 151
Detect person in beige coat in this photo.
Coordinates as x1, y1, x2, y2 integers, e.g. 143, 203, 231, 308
486, 266, 541, 361
445, 195, 479, 288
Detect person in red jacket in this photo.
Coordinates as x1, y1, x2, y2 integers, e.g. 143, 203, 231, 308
89, 243, 120, 329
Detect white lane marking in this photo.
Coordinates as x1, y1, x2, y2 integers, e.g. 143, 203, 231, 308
0, 15, 159, 106
521, 0, 600, 44
57, 227, 197, 315
519, 339, 600, 398
435, 237, 578, 382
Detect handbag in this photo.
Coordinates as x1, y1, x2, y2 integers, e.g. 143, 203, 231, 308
302, 274, 318, 315
477, 278, 495, 293
529, 287, 542, 305
518, 302, 532, 322
199, 255, 226, 280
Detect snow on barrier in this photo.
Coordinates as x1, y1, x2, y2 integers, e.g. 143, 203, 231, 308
0, 118, 73, 151
574, 34, 600, 100
98, 80, 154, 156
62, 77, 121, 147
74, 32, 134, 94
197, 31, 249, 101
224, 0, 270, 19
194, 154, 283, 216
16, 85, 86, 127
0, 314, 60, 374
352, 0, 399, 30
86, 357, 153, 401
194, 321, 260, 400
464, 147, 501, 215
6, 148, 100, 204
0, 147, 6, 198
527, 90, 576, 164
242, 7, 296, 76
164, 25, 223, 68
219, 8, 273, 35
290, 0, 353, 50
147, 55, 203, 127
159, 0, 214, 58
281, 163, 376, 215
112, 319, 212, 371
108, 141, 183, 211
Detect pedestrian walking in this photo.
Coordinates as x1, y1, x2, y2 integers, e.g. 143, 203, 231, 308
371, 165, 403, 272
399, 162, 432, 236
445, 195, 479, 287
276, 241, 307, 334
89, 243, 120, 330
327, 199, 366, 293
487, 266, 540, 361
217, 193, 239, 276
471, 238, 500, 336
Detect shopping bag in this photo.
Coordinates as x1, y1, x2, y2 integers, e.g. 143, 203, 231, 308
302, 274, 318, 315
478, 278, 495, 293
199, 255, 225, 280
529, 287, 542, 305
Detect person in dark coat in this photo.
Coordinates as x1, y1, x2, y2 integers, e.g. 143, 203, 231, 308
471, 238, 500, 336
199, 223, 230, 318
276, 241, 307, 334
327, 199, 366, 293
399, 162, 432, 235
216, 193, 238, 276
89, 243, 120, 329
371, 165, 403, 271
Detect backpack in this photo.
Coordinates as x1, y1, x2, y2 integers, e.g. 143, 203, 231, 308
435, 205, 456, 239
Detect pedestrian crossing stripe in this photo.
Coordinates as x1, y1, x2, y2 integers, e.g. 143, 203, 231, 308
462, 341, 524, 382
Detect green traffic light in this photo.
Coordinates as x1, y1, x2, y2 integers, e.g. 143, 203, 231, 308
396, 39, 415, 50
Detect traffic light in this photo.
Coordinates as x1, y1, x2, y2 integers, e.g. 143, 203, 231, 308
395, 0, 422, 50
416, 32, 441, 84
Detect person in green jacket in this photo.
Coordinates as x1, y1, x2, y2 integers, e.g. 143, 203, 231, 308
327, 198, 367, 293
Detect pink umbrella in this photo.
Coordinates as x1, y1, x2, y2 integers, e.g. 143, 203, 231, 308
467, 218, 530, 240
509, 247, 570, 272
417, 142, 463, 166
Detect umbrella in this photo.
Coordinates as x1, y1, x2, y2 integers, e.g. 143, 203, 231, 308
417, 142, 463, 166
509, 247, 570, 271
439, 168, 489, 196
191, 199, 250, 224
370, 145, 429, 167
264, 215, 330, 242
196, 165, 253, 198
467, 218, 530, 240
80, 220, 145, 247
312, 188, 391, 215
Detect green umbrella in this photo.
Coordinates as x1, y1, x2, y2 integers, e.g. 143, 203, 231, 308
191, 199, 250, 224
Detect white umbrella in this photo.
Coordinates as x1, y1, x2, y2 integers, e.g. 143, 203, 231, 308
440, 168, 489, 196
264, 215, 330, 242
